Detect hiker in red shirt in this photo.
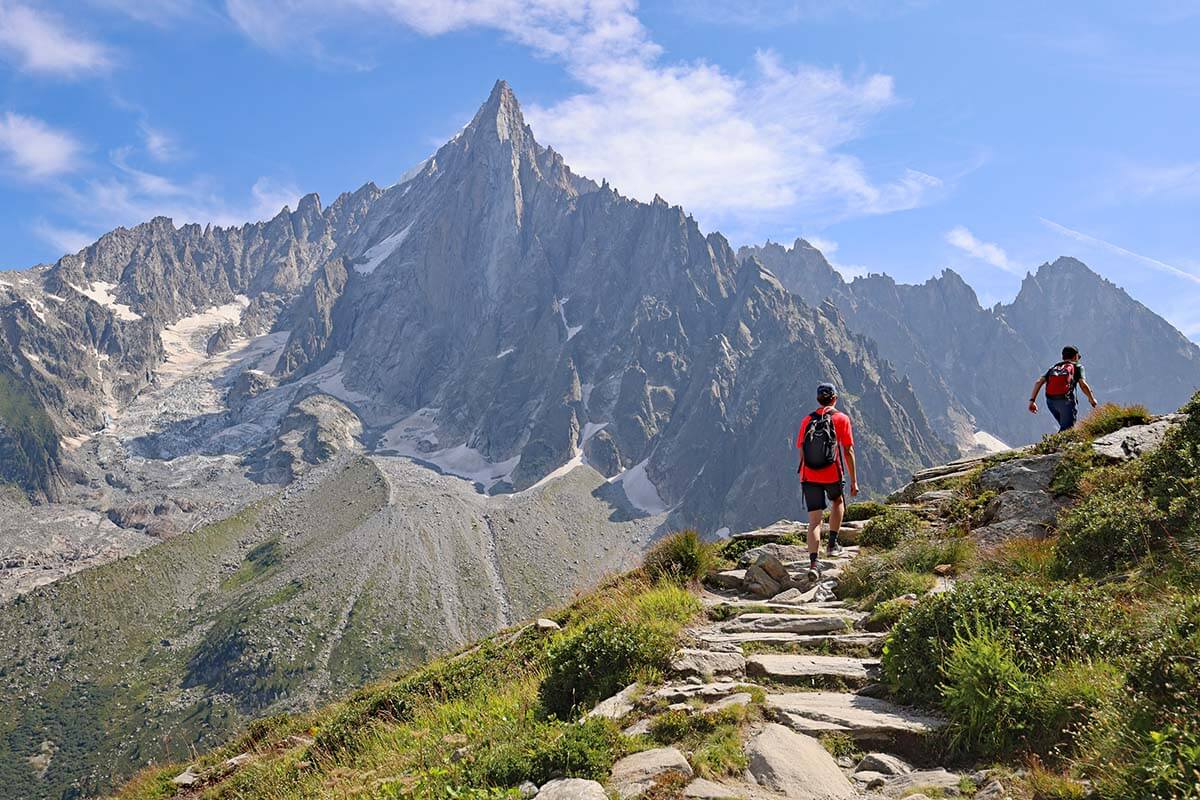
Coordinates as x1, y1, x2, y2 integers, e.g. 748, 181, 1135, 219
796, 382, 858, 576
1028, 345, 1098, 432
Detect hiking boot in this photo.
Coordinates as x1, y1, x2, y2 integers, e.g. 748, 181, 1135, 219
806, 564, 821, 582
827, 541, 844, 558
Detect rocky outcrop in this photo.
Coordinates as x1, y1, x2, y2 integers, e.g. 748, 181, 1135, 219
1093, 414, 1187, 460
255, 393, 363, 482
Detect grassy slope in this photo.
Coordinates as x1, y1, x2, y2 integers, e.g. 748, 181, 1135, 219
0, 459, 391, 799
113, 575, 704, 800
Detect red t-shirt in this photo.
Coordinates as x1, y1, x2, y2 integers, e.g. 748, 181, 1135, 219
796, 407, 854, 483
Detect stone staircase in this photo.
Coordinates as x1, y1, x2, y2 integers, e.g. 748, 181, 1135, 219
547, 521, 985, 800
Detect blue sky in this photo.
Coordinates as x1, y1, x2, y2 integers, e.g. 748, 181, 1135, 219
1, 0, 1198, 339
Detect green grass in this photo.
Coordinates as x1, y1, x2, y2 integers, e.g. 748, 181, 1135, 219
858, 508, 922, 548
115, 572, 702, 799
644, 529, 719, 584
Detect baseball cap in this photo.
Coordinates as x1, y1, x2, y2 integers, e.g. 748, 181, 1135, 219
816, 382, 837, 400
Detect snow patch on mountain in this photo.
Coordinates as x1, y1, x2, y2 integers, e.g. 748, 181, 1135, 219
972, 430, 1010, 453
355, 224, 413, 274
611, 459, 669, 515
381, 409, 520, 491
75, 281, 142, 321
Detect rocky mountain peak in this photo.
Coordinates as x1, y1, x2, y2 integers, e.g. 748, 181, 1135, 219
464, 78, 528, 147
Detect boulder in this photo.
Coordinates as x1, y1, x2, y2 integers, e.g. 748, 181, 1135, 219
750, 553, 789, 581
738, 544, 810, 568
585, 683, 640, 721
743, 565, 782, 599
974, 779, 1007, 800
744, 723, 857, 799
984, 490, 1064, 525
855, 752, 912, 776
536, 618, 561, 632
535, 778, 608, 800
883, 769, 965, 797
609, 747, 694, 799
520, 781, 540, 799
707, 692, 752, 713
171, 768, 200, 787
972, 517, 1051, 547
851, 771, 887, 790
1092, 415, 1184, 460
671, 648, 746, 680
980, 454, 1061, 493
709, 570, 746, 590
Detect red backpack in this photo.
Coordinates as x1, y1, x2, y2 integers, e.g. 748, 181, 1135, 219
1045, 361, 1077, 397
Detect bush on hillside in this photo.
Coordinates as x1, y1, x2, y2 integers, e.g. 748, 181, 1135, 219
540, 617, 674, 718
473, 717, 624, 787
1054, 487, 1156, 578
1142, 394, 1200, 547
882, 577, 1126, 705
977, 537, 1056, 582
941, 621, 1123, 761
859, 508, 921, 549
644, 529, 718, 583
1087, 599, 1200, 799
1078, 402, 1152, 439
843, 501, 887, 522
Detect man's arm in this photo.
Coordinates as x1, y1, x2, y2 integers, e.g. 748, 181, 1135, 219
844, 445, 858, 496
1078, 378, 1098, 408
1028, 376, 1046, 414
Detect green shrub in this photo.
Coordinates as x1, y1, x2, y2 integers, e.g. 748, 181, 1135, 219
1049, 443, 1099, 497
977, 537, 1056, 582
941, 625, 1041, 757
940, 626, 1123, 760
1030, 429, 1085, 455
644, 530, 718, 583
719, 533, 802, 563
1078, 402, 1152, 439
882, 577, 1125, 705
872, 570, 935, 607
540, 618, 674, 718
818, 732, 861, 761
1053, 487, 1155, 578
866, 598, 915, 630
838, 535, 971, 606
648, 707, 745, 746
944, 489, 996, 530
472, 717, 624, 787
859, 509, 921, 549
1086, 599, 1200, 799
1142, 396, 1200, 549
843, 501, 887, 522
692, 725, 749, 779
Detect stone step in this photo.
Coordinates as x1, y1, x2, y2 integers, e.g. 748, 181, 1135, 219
692, 630, 885, 652
650, 681, 763, 704
766, 691, 946, 759
747, 654, 879, 687
721, 613, 860, 635
702, 596, 852, 614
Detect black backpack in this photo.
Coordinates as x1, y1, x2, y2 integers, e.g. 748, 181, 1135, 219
801, 410, 839, 470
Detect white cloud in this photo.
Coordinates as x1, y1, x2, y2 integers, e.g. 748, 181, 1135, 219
1117, 160, 1200, 199
1040, 217, 1200, 286
223, 0, 939, 233
0, 112, 82, 178
140, 123, 179, 162
0, 2, 112, 77
32, 221, 96, 254
945, 225, 1019, 275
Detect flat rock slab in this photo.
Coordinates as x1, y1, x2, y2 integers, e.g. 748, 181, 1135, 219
747, 654, 879, 683
535, 778, 609, 799
766, 691, 945, 750
652, 682, 757, 703
695, 631, 885, 650
672, 648, 746, 679
1092, 415, 1184, 460
980, 453, 1061, 493
609, 746, 693, 799
855, 752, 913, 776
709, 570, 747, 590
684, 778, 752, 798
744, 723, 857, 799
722, 613, 856, 635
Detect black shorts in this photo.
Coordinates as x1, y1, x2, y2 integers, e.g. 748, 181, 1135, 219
802, 481, 844, 512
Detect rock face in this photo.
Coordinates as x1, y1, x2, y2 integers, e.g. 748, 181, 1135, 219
609, 747, 694, 799
742, 240, 1200, 451
1092, 415, 1186, 460
0, 81, 947, 537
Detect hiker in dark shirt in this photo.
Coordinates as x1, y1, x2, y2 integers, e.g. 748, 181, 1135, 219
1028, 345, 1098, 431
